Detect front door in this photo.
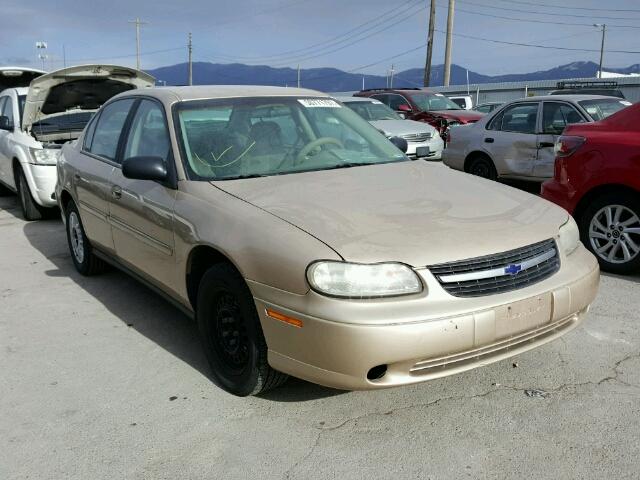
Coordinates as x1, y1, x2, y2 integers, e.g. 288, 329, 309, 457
0, 96, 14, 187
534, 101, 587, 179
108, 98, 178, 294
484, 102, 539, 177
72, 98, 136, 252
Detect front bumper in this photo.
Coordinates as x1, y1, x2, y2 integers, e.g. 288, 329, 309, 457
23, 163, 58, 207
251, 245, 599, 390
406, 136, 444, 161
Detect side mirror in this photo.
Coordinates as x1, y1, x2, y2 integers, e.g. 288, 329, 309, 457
389, 136, 408, 154
122, 156, 168, 182
397, 104, 412, 113
0, 116, 14, 131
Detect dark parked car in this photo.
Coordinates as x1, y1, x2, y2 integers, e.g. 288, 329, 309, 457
542, 102, 640, 274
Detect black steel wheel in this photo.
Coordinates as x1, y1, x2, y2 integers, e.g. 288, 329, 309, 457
196, 263, 288, 396
467, 155, 498, 181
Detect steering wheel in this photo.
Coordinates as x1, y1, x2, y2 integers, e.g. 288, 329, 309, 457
295, 137, 344, 165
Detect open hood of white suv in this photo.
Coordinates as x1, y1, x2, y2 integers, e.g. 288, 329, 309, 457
22, 64, 155, 133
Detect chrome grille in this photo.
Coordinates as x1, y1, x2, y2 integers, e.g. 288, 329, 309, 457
428, 239, 559, 297
400, 132, 432, 142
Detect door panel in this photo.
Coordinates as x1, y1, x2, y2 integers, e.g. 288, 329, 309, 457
109, 99, 178, 293
74, 98, 136, 251
485, 102, 539, 177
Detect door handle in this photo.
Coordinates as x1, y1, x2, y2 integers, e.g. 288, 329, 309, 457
484, 137, 494, 143
111, 185, 122, 200
538, 142, 555, 148
74, 173, 81, 181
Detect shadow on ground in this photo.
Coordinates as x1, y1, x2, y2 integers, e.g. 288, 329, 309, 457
4, 195, 341, 402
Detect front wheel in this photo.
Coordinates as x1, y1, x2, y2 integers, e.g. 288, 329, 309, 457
580, 192, 640, 275
197, 263, 288, 396
16, 167, 46, 220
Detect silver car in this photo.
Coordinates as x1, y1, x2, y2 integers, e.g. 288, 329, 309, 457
443, 95, 632, 181
336, 96, 444, 160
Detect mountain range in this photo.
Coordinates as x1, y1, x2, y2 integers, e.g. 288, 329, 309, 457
147, 61, 640, 92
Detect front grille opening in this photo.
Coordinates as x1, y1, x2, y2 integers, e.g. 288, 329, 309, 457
367, 364, 388, 381
428, 239, 560, 298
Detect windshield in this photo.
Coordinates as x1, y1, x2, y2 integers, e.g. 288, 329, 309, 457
343, 101, 402, 121
578, 99, 631, 121
175, 97, 407, 181
409, 92, 461, 111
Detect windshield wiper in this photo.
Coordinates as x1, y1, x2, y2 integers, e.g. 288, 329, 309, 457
218, 173, 269, 180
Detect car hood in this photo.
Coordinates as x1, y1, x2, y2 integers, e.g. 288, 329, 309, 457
22, 64, 155, 131
369, 119, 435, 136
213, 162, 568, 266
429, 109, 484, 122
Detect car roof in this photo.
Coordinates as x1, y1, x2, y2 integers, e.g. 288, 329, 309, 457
333, 96, 379, 103
512, 94, 622, 102
117, 85, 328, 102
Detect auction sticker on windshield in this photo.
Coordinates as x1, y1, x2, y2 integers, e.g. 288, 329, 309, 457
298, 99, 341, 108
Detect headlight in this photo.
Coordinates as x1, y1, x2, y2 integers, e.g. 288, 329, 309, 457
307, 261, 423, 298
29, 147, 61, 166
558, 216, 580, 255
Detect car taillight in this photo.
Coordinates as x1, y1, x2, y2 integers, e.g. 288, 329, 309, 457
554, 135, 585, 158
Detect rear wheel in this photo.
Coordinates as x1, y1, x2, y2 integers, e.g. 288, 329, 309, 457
197, 263, 288, 396
16, 167, 46, 221
65, 200, 107, 276
466, 155, 497, 181
580, 192, 640, 275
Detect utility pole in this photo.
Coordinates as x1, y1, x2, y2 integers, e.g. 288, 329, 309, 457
188, 32, 193, 85
36, 41, 47, 71
424, 0, 436, 87
389, 64, 395, 88
297, 64, 301, 88
443, 0, 455, 86
594, 24, 606, 79
128, 18, 148, 70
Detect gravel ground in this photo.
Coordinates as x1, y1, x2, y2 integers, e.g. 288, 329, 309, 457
1, 194, 639, 480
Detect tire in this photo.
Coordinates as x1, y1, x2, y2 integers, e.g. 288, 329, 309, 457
64, 200, 107, 276
16, 167, 45, 221
0, 182, 11, 196
580, 192, 640, 275
196, 263, 288, 396
467, 155, 498, 181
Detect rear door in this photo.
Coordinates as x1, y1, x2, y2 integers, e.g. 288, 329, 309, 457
534, 101, 586, 179
108, 98, 178, 294
484, 102, 539, 177
73, 98, 136, 252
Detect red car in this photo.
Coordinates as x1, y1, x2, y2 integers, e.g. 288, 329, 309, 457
542, 102, 640, 274
354, 88, 483, 138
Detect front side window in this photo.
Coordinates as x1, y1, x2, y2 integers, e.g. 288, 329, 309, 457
578, 98, 631, 121
175, 97, 407, 180
1, 97, 14, 125
89, 99, 135, 161
387, 94, 410, 111
408, 92, 461, 111
542, 102, 585, 135
18, 95, 26, 124
343, 101, 401, 121
476, 105, 491, 114
498, 103, 538, 134
123, 99, 171, 163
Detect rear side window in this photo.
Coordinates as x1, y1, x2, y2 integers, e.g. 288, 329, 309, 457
88, 99, 135, 161
542, 102, 585, 135
123, 99, 171, 163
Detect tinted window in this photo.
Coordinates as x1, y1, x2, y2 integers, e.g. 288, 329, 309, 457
0, 97, 7, 120
343, 101, 401, 121
408, 92, 461, 111
370, 94, 390, 106
387, 94, 410, 110
1, 97, 14, 125
18, 95, 26, 123
542, 103, 585, 135
89, 99, 135, 161
476, 105, 491, 114
123, 100, 170, 163
499, 103, 538, 134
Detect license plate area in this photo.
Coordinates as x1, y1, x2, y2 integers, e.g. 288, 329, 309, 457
495, 294, 552, 338
415, 146, 430, 157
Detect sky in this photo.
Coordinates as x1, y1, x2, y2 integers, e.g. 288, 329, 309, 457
1, 0, 639, 77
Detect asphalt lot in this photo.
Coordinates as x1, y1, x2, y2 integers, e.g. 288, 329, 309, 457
1, 192, 639, 480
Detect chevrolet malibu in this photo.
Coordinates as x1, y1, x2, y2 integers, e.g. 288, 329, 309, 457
56, 86, 599, 396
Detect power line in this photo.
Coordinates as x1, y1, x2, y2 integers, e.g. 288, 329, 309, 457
437, 3, 640, 29
457, 0, 640, 21
493, 0, 640, 13
200, 0, 423, 63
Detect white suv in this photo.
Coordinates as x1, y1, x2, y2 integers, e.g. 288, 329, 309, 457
0, 64, 154, 220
